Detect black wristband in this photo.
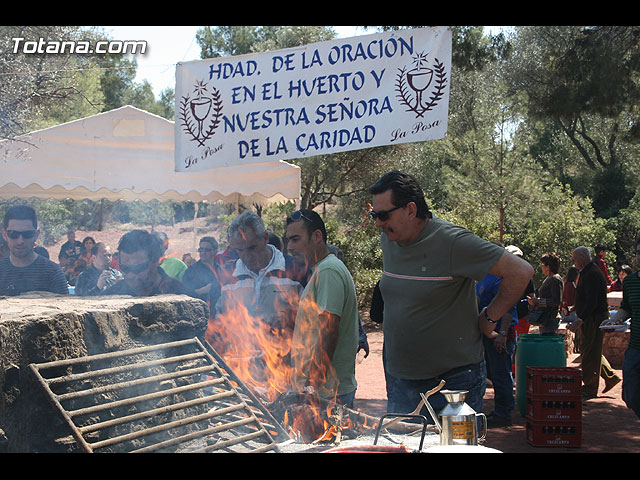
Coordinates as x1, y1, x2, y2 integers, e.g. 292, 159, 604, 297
484, 308, 497, 324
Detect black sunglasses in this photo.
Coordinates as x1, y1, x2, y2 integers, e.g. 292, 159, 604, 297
289, 210, 312, 222
198, 247, 214, 252
369, 205, 403, 221
119, 260, 151, 274
5, 229, 37, 240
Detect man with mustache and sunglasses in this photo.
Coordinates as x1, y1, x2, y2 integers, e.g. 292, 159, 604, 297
102, 229, 184, 297
368, 170, 534, 421
0, 205, 68, 296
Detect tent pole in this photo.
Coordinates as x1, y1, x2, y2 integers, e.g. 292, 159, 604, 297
193, 202, 199, 255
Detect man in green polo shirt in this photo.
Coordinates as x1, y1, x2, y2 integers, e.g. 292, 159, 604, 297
285, 209, 359, 408
368, 170, 533, 420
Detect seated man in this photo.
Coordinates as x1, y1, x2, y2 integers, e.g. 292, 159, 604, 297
58, 229, 83, 284
182, 236, 221, 302
0, 205, 68, 296
285, 209, 359, 408
75, 242, 123, 296
58, 229, 82, 266
102, 229, 185, 297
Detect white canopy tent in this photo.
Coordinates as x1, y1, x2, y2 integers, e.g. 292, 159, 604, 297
0, 105, 301, 207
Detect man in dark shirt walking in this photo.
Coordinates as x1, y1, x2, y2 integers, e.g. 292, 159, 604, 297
0, 205, 68, 296
568, 246, 622, 398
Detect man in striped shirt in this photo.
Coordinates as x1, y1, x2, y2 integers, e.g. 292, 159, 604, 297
602, 238, 640, 418
368, 170, 533, 419
0, 205, 68, 296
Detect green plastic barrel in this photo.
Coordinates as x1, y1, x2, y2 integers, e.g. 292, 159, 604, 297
515, 334, 566, 416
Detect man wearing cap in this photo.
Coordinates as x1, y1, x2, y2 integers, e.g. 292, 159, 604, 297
476, 243, 520, 427
367, 170, 533, 419
506, 245, 536, 335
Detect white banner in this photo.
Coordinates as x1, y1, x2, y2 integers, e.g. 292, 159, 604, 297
174, 26, 451, 172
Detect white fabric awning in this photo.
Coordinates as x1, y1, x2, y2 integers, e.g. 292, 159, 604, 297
0, 105, 300, 206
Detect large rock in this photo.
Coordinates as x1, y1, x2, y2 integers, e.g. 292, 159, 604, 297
0, 293, 209, 452
602, 330, 630, 369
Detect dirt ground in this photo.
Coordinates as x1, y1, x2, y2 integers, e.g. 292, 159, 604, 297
354, 323, 640, 454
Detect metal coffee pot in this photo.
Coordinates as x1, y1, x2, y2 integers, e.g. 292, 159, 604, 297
421, 389, 487, 446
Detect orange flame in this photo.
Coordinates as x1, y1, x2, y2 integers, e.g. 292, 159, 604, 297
205, 287, 354, 442
206, 299, 294, 403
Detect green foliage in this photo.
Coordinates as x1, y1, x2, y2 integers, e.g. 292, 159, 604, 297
195, 26, 336, 59
502, 26, 640, 222
429, 177, 614, 285
96, 50, 138, 113
259, 201, 297, 238
324, 218, 382, 309
606, 190, 640, 269
0, 26, 95, 138
505, 182, 614, 283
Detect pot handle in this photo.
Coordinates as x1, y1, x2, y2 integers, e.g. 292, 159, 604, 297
476, 413, 487, 442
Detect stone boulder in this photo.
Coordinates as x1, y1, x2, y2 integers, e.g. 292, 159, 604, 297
0, 293, 209, 452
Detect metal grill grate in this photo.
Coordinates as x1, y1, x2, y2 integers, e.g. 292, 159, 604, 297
29, 337, 289, 453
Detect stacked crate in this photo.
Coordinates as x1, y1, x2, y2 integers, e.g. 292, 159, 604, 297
525, 366, 582, 447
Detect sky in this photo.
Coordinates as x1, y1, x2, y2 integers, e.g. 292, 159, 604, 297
102, 26, 369, 98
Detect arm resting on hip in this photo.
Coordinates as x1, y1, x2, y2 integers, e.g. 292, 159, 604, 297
479, 251, 534, 337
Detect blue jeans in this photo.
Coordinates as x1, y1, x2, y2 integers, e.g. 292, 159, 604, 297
388, 359, 486, 424
622, 348, 640, 419
483, 334, 515, 418
383, 342, 399, 412
337, 389, 356, 409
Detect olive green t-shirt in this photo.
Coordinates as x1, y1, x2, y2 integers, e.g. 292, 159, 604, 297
380, 217, 504, 380
292, 254, 359, 397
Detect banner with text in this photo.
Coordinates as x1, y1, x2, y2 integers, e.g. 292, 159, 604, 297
174, 26, 451, 172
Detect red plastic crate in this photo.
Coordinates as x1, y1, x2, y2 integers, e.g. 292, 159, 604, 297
526, 419, 582, 447
526, 394, 582, 422
526, 367, 582, 396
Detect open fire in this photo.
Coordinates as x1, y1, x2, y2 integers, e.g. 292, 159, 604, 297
205, 294, 374, 444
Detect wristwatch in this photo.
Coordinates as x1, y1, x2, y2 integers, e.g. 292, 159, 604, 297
483, 308, 497, 324
498, 331, 507, 337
